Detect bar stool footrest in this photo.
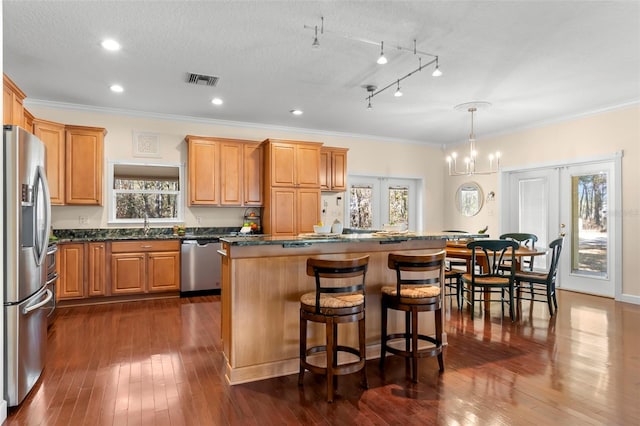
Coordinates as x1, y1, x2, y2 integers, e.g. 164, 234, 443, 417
382, 333, 443, 359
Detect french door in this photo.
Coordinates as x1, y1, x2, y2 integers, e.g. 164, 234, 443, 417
503, 155, 620, 297
347, 176, 418, 231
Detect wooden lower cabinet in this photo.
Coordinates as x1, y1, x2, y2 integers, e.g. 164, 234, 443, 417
57, 243, 85, 300
87, 242, 107, 296
56, 240, 180, 302
111, 240, 180, 295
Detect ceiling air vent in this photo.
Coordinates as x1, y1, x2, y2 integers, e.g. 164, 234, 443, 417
185, 72, 219, 87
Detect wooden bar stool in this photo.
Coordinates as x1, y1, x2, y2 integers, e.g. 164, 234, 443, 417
380, 251, 445, 382
298, 255, 369, 402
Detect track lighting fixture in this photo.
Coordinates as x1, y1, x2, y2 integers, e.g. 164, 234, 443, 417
367, 96, 373, 110
446, 102, 501, 176
377, 41, 387, 65
303, 18, 442, 105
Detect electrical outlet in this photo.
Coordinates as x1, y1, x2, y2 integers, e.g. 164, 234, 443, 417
196, 216, 202, 225
78, 216, 88, 225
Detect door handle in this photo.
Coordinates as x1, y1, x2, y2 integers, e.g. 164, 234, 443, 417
23, 289, 53, 314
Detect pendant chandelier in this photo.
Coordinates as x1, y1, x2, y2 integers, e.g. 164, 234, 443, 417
446, 102, 501, 176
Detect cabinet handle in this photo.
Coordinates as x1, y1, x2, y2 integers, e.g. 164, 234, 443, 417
140, 245, 152, 248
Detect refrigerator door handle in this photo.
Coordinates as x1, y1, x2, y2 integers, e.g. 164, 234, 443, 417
34, 165, 52, 267
23, 289, 53, 315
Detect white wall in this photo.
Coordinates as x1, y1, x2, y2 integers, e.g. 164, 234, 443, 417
27, 105, 445, 233
442, 105, 640, 298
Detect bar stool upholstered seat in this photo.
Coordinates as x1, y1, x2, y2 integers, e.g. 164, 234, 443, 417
380, 251, 446, 382
298, 255, 369, 402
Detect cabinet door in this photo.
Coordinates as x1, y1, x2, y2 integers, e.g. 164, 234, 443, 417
3, 75, 25, 126
270, 188, 297, 236
33, 119, 66, 205
187, 138, 219, 205
243, 143, 263, 205
111, 253, 146, 295
296, 144, 321, 187
148, 251, 180, 292
87, 242, 107, 297
270, 143, 296, 187
331, 149, 348, 191
297, 189, 321, 234
220, 141, 243, 205
319, 149, 330, 190
57, 243, 85, 300
65, 126, 105, 205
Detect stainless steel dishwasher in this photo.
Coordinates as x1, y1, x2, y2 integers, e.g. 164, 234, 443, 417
180, 238, 221, 295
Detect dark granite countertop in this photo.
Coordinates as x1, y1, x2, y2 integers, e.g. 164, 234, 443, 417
220, 232, 486, 247
52, 228, 486, 244
51, 227, 249, 243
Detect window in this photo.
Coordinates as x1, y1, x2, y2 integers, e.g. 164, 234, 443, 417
108, 161, 184, 224
347, 176, 419, 230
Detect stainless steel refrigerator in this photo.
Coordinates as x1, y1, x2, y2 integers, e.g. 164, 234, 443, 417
3, 125, 52, 407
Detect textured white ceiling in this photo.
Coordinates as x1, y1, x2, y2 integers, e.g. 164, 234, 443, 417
4, 1, 640, 146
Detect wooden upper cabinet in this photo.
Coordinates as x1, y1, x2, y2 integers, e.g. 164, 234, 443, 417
220, 140, 243, 206
320, 147, 348, 192
186, 135, 263, 206
3, 74, 26, 126
262, 139, 322, 235
187, 136, 219, 205
264, 139, 321, 188
65, 125, 106, 205
33, 119, 66, 205
243, 143, 264, 206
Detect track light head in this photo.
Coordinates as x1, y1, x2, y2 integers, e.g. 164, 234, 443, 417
394, 80, 402, 97
432, 57, 442, 76
312, 26, 320, 48
377, 41, 387, 65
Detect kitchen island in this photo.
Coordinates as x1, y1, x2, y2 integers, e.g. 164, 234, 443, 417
218, 232, 479, 385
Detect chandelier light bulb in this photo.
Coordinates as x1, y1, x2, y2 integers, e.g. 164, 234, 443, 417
489, 153, 495, 160
451, 152, 458, 159
446, 156, 452, 163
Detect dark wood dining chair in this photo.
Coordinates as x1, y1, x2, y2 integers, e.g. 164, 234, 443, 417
298, 255, 369, 402
461, 240, 519, 320
499, 233, 538, 271
515, 238, 563, 316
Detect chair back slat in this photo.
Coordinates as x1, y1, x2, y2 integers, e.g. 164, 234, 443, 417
499, 233, 538, 271
467, 240, 519, 278
306, 256, 369, 312
387, 251, 446, 300
546, 237, 564, 285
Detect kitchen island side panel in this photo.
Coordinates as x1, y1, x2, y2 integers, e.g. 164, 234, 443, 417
220, 238, 447, 384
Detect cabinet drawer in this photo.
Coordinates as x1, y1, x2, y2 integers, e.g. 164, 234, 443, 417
111, 240, 180, 253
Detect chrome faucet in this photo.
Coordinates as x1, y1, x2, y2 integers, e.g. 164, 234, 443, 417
143, 213, 150, 236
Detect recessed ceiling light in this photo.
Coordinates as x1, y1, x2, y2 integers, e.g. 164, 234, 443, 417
290, 109, 303, 116
110, 84, 124, 93
211, 97, 223, 105
101, 39, 121, 51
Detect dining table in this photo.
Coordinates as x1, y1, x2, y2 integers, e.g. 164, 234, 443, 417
445, 240, 547, 273
445, 240, 548, 312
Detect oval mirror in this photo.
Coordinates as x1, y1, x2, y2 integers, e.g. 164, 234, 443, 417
456, 181, 484, 217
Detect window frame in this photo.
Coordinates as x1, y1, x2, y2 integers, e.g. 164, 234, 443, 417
346, 175, 420, 231
107, 160, 185, 225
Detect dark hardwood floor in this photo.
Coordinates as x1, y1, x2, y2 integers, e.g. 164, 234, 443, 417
6, 290, 639, 425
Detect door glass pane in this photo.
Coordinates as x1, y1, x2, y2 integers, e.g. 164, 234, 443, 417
349, 186, 373, 229
571, 173, 608, 277
388, 186, 408, 227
